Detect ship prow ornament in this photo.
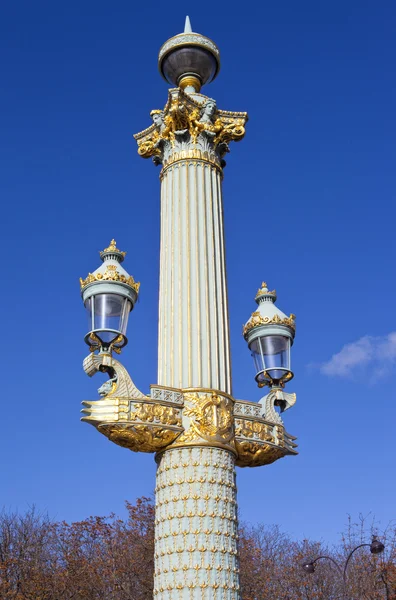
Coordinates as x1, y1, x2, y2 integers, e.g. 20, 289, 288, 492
80, 19, 298, 600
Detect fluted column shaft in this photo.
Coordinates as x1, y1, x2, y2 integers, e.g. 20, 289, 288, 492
158, 160, 231, 394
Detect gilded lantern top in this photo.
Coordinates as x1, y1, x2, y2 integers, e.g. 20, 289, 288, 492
158, 16, 220, 92
243, 282, 296, 339
100, 239, 126, 262
255, 282, 277, 302
80, 239, 140, 295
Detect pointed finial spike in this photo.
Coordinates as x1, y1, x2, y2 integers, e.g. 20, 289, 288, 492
184, 15, 193, 33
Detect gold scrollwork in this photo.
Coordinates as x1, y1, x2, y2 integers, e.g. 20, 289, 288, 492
169, 392, 234, 451
234, 418, 274, 443
99, 423, 181, 453
87, 332, 124, 354
135, 91, 247, 162
131, 402, 182, 427
255, 282, 276, 298
235, 440, 286, 468
215, 120, 245, 145
101, 239, 126, 256
243, 311, 296, 337
137, 136, 161, 159
80, 264, 140, 293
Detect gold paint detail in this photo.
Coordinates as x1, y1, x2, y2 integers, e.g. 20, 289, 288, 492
235, 440, 287, 467
161, 149, 222, 172
87, 332, 124, 355
179, 75, 201, 92
82, 353, 298, 465
243, 311, 296, 337
234, 418, 275, 443
168, 391, 235, 453
153, 447, 239, 598
134, 88, 247, 164
255, 282, 276, 298
131, 402, 182, 428
80, 264, 140, 293
101, 239, 126, 257
234, 411, 298, 467
99, 423, 181, 453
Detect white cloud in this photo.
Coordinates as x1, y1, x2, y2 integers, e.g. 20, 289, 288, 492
320, 332, 396, 378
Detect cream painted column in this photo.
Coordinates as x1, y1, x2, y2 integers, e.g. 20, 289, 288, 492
154, 447, 239, 600
158, 159, 231, 394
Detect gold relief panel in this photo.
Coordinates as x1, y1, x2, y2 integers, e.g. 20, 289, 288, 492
235, 440, 287, 468
80, 265, 140, 293
131, 401, 182, 428
243, 311, 296, 337
167, 391, 236, 454
99, 423, 181, 453
234, 418, 275, 443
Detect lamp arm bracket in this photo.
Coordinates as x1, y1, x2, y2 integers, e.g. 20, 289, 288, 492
343, 543, 370, 582
259, 389, 297, 424
310, 555, 343, 577
82, 352, 147, 400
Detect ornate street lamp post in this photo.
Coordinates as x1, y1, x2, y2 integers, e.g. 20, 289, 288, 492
80, 18, 298, 599
302, 537, 385, 600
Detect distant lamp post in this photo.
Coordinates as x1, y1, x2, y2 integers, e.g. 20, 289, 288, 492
80, 239, 140, 354
302, 536, 385, 599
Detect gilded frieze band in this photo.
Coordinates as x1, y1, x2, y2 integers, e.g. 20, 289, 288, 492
81, 353, 297, 466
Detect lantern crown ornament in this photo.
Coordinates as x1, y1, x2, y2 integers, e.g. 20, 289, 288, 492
255, 281, 277, 302
244, 282, 296, 388
80, 240, 140, 354
158, 16, 220, 93
100, 238, 126, 261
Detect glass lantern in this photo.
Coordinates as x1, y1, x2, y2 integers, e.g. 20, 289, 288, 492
249, 333, 293, 387
85, 293, 132, 350
80, 239, 139, 353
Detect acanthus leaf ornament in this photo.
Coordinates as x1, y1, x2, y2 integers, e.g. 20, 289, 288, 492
134, 88, 248, 169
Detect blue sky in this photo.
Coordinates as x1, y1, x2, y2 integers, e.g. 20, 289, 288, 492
1, 0, 395, 544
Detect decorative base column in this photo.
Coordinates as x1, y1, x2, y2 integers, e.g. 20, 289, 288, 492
154, 447, 240, 600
